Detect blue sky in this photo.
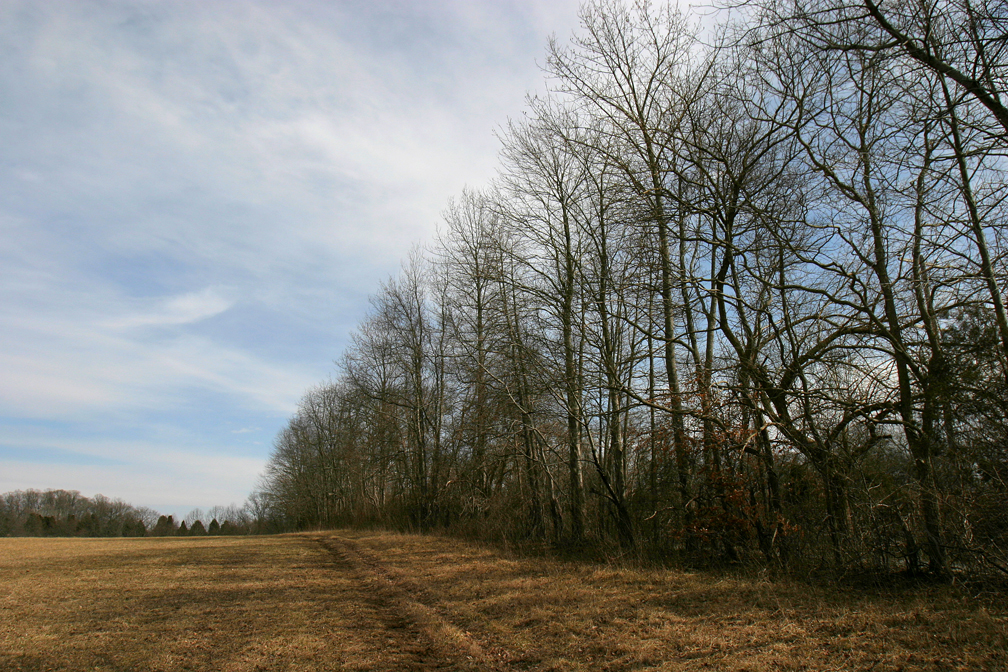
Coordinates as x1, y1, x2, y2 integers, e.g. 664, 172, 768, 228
0, 0, 581, 518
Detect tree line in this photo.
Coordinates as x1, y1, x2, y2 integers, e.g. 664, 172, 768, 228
255, 0, 1008, 580
148, 501, 282, 536
0, 490, 274, 538
1, 489, 157, 537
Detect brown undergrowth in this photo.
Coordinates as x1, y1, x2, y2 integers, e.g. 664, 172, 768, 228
1, 532, 1004, 671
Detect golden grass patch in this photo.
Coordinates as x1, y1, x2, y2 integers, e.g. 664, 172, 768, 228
1, 532, 1005, 671
0, 535, 453, 671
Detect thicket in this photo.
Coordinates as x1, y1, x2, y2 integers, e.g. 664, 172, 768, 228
255, 0, 1008, 581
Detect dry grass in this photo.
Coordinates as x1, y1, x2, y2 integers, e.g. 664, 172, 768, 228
330, 532, 1008, 671
1, 532, 1005, 671
0, 534, 459, 671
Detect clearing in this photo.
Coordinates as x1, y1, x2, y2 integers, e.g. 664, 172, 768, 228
0, 531, 1004, 671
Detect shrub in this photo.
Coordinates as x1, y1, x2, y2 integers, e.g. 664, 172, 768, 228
152, 515, 176, 536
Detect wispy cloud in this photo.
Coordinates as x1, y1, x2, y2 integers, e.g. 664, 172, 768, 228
105, 288, 234, 329
231, 427, 260, 435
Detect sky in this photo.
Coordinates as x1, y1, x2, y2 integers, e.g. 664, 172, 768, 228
0, 0, 583, 518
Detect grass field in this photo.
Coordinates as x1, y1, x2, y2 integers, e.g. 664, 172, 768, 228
1, 531, 1005, 671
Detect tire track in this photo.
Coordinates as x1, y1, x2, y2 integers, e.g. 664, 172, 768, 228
314, 534, 508, 671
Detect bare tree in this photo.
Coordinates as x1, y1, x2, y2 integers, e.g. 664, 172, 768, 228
500, 101, 591, 543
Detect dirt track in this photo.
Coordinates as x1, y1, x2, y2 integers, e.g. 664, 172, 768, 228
313, 534, 501, 671
1, 531, 1005, 671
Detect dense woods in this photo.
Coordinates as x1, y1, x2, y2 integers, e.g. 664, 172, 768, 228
256, 0, 1008, 580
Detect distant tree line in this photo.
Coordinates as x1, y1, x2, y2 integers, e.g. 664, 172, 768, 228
1, 490, 277, 538
0, 489, 157, 537
147, 503, 281, 537
149, 515, 230, 536
256, 0, 1008, 580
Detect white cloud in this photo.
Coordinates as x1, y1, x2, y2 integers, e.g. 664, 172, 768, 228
0, 284, 312, 419
231, 427, 260, 435
105, 287, 233, 329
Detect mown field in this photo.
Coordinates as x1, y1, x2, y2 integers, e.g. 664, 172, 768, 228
0, 531, 1005, 671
